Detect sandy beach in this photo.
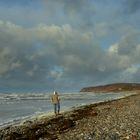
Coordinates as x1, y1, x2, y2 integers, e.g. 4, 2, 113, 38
0, 93, 139, 140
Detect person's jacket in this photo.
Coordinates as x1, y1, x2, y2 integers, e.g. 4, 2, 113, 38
51, 94, 60, 104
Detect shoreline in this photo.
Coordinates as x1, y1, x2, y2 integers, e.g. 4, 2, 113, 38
0, 92, 135, 128
0, 92, 136, 128
0, 93, 139, 139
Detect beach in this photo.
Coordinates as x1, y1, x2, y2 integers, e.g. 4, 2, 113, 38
0, 93, 139, 140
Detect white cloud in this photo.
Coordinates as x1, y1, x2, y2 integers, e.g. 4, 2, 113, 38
0, 19, 140, 89
108, 43, 118, 54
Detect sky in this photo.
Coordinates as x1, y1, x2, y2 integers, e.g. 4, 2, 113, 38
0, 0, 140, 92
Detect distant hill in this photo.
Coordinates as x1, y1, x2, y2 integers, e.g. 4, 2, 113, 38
80, 83, 140, 93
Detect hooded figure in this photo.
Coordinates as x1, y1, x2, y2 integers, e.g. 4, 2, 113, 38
51, 91, 60, 115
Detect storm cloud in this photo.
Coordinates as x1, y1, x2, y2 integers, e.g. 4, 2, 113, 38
123, 0, 140, 14
0, 0, 140, 91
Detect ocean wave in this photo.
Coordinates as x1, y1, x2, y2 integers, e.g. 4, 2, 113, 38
0, 92, 137, 128
0, 92, 96, 101
0, 92, 136, 104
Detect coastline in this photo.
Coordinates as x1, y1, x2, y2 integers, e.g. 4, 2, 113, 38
0, 93, 139, 140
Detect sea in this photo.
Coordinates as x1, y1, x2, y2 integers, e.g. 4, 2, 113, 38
0, 91, 137, 128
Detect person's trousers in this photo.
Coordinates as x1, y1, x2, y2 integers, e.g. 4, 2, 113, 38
54, 103, 60, 114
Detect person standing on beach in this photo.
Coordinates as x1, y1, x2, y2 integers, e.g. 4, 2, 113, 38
51, 91, 60, 115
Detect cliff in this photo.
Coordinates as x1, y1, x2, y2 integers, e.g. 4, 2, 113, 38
80, 83, 140, 93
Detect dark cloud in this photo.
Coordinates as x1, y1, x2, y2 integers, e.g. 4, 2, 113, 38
0, 20, 140, 90
123, 0, 140, 14
0, 0, 140, 91
41, 0, 95, 29
132, 68, 140, 82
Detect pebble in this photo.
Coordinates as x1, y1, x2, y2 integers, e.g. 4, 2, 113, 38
57, 94, 140, 140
